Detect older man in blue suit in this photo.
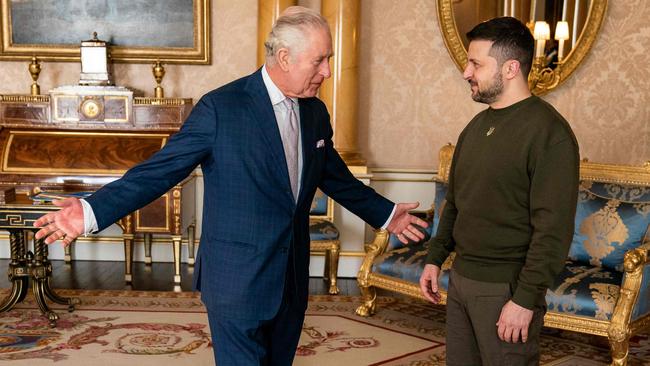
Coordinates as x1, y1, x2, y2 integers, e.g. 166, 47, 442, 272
34, 6, 427, 365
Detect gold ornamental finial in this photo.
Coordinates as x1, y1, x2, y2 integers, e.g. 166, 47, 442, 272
29, 56, 42, 95
152, 60, 166, 98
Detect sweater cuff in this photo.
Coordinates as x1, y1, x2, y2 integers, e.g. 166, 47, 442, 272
511, 283, 542, 310
425, 240, 449, 267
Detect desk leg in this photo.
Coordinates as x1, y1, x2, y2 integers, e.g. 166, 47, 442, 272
0, 230, 29, 312
123, 234, 134, 283
39, 241, 77, 311
172, 235, 182, 285
144, 233, 153, 265
187, 224, 196, 266
31, 238, 58, 327
120, 215, 135, 283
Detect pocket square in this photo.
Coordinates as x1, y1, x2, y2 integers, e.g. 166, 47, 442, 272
316, 139, 325, 148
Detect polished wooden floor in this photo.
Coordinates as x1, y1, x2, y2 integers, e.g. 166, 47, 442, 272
0, 259, 363, 296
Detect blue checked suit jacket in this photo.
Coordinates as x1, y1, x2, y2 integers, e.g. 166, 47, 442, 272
86, 69, 394, 319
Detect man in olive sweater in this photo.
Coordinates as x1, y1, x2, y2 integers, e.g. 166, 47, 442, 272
419, 17, 579, 365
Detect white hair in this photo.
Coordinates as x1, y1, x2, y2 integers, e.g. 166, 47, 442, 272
264, 6, 329, 65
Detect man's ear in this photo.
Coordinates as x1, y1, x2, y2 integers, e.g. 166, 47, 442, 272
503, 60, 521, 80
277, 48, 291, 72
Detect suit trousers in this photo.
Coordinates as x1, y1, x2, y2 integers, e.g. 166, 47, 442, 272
206, 243, 305, 366
445, 269, 546, 366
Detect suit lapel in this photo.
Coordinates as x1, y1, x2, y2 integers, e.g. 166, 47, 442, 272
298, 99, 315, 204
244, 70, 294, 202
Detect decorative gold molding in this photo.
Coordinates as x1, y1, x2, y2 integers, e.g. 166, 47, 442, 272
0, 94, 50, 103
172, 186, 182, 235
435, 0, 608, 95
543, 312, 609, 336
133, 97, 193, 106
370, 168, 437, 174
580, 161, 650, 186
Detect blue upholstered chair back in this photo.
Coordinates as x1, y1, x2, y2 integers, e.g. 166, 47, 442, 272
569, 181, 650, 272
310, 189, 331, 219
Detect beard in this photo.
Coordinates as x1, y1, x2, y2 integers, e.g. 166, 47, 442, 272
470, 70, 504, 104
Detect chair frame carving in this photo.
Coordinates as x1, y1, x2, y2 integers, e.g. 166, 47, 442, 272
310, 194, 340, 295
356, 144, 650, 365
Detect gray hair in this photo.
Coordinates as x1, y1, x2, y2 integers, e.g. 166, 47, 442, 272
264, 6, 329, 64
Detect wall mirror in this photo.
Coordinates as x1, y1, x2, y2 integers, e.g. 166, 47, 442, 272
436, 0, 607, 95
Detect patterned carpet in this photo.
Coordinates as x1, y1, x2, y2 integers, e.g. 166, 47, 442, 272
0, 290, 649, 365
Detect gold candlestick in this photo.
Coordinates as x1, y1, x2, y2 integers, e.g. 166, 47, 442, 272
29, 56, 42, 95
152, 60, 165, 98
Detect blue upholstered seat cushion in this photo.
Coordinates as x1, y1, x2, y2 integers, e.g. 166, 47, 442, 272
568, 182, 650, 271
546, 261, 622, 321
372, 241, 451, 291
310, 189, 329, 216
309, 219, 339, 241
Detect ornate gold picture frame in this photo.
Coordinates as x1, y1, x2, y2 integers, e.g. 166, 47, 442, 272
0, 0, 210, 64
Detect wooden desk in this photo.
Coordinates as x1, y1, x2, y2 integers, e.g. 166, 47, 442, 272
0, 201, 77, 327
0, 94, 194, 286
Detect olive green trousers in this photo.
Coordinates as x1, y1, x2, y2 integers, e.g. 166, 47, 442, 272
445, 269, 546, 366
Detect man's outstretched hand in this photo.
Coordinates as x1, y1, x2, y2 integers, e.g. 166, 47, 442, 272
33, 198, 85, 246
386, 202, 429, 244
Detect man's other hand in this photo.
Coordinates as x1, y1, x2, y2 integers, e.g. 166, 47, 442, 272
419, 264, 442, 304
34, 198, 85, 246
496, 300, 534, 343
386, 202, 429, 244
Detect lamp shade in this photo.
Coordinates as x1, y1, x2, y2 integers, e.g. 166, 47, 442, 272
533, 21, 551, 40
555, 21, 570, 41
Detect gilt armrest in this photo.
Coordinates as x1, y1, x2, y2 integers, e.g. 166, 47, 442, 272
357, 229, 390, 286
623, 241, 650, 273
608, 241, 650, 344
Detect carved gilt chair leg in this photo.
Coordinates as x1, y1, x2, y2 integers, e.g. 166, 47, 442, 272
327, 243, 340, 295
609, 333, 630, 366
355, 282, 377, 317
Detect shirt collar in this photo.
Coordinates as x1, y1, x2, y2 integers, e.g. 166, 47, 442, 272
262, 64, 298, 106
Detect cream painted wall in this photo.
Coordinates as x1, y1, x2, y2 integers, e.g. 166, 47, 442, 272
1, 0, 648, 169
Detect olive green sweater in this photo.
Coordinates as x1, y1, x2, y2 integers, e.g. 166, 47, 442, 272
426, 96, 579, 310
